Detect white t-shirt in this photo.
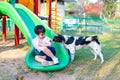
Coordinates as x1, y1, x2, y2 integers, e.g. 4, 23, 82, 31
32, 36, 51, 52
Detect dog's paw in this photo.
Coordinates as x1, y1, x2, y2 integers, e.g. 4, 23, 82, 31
101, 60, 104, 64
93, 58, 97, 60
70, 59, 74, 62
70, 53, 75, 62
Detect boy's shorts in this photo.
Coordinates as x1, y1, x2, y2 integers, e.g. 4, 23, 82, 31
38, 46, 56, 61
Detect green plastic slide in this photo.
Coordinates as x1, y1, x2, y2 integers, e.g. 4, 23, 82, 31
0, 2, 70, 71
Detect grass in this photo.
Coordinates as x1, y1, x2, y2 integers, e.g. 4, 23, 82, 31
0, 31, 30, 51
46, 72, 54, 78
0, 25, 120, 80
16, 44, 30, 51
0, 31, 14, 40
61, 29, 120, 80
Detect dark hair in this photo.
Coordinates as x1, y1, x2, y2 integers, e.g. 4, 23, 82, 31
34, 25, 45, 35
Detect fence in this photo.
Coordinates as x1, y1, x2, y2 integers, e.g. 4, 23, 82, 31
0, 18, 14, 31
62, 15, 104, 34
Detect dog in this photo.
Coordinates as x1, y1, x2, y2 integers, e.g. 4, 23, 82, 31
53, 34, 104, 63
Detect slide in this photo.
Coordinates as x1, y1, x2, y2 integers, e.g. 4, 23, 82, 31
0, 2, 70, 71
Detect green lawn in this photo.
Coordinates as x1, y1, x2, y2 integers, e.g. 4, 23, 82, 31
0, 31, 30, 50
0, 27, 120, 80
60, 30, 120, 80
0, 31, 14, 40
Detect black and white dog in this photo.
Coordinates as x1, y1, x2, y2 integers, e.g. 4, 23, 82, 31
53, 34, 104, 63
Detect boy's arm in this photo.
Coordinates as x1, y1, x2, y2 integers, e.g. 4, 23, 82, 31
38, 37, 52, 47
32, 40, 42, 52
38, 42, 51, 47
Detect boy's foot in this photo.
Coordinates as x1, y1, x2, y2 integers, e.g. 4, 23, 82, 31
52, 57, 59, 64
41, 61, 54, 66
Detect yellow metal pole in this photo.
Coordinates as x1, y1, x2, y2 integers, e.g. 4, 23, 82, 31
52, 0, 61, 33
43, 0, 46, 16
46, 0, 49, 16
38, 0, 40, 15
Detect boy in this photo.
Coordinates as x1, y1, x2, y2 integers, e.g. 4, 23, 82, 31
32, 25, 59, 66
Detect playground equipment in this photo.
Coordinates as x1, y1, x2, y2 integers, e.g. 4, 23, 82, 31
0, 2, 69, 71
19, 0, 34, 12
1, 0, 39, 45
1, 16, 7, 42
40, 0, 52, 28
51, 0, 61, 33
40, 0, 61, 33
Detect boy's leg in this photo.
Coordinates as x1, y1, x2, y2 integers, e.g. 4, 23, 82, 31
45, 46, 56, 61
41, 47, 54, 58
35, 55, 46, 63
41, 47, 59, 64
47, 46, 56, 55
35, 55, 54, 66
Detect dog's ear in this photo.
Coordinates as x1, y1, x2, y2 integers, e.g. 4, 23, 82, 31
59, 34, 65, 42
58, 34, 61, 36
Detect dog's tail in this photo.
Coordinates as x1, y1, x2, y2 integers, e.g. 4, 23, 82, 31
86, 36, 99, 42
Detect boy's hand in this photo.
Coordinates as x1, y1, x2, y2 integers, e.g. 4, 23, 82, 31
38, 43, 43, 46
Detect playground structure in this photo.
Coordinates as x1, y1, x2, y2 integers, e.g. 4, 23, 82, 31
0, 0, 39, 46
51, 0, 62, 33
39, 0, 62, 33
0, 0, 62, 46
0, 1, 70, 71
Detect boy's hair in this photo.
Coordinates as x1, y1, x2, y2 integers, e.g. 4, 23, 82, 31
34, 25, 45, 35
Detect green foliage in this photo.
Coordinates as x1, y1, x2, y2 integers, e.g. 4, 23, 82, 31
0, 31, 14, 39
103, 0, 117, 18
65, 2, 76, 16
65, 2, 76, 10
65, 11, 71, 16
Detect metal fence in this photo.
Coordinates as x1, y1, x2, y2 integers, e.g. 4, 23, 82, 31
0, 18, 14, 31
63, 16, 104, 34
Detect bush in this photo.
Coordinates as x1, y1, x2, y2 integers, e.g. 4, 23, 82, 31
103, 0, 117, 18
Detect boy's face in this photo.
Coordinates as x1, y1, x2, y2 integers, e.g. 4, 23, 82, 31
37, 33, 45, 39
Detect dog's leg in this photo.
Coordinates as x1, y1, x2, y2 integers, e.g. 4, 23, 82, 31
95, 47, 104, 63
67, 49, 75, 62
69, 49, 75, 62
92, 48, 104, 63
90, 48, 97, 60
98, 52, 104, 63
70, 53, 75, 62
67, 44, 75, 62
89, 42, 104, 63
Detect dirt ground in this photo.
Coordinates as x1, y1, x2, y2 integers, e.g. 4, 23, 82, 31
0, 39, 76, 80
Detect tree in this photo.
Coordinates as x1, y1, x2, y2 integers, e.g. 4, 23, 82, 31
65, 2, 76, 10
103, 0, 117, 18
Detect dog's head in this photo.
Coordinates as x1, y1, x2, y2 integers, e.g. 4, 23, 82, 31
53, 34, 65, 43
